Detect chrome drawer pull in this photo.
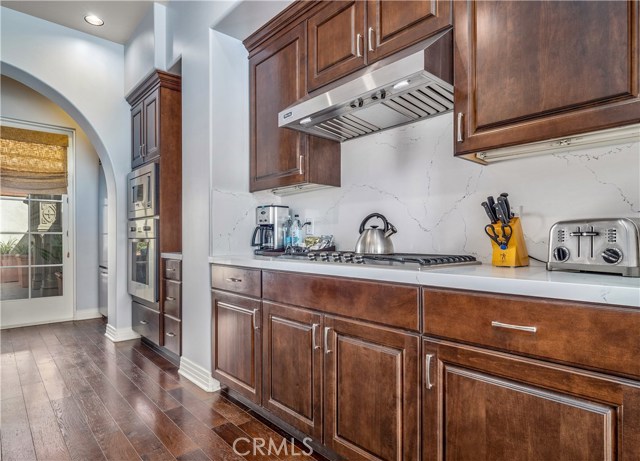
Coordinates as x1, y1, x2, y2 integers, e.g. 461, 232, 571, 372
139, 320, 148, 325
312, 323, 320, 350
368, 27, 375, 52
167, 268, 176, 271
253, 309, 259, 330
425, 354, 434, 390
166, 332, 176, 337
356, 33, 362, 58
165, 297, 175, 301
491, 321, 537, 333
225, 277, 242, 283
324, 327, 332, 354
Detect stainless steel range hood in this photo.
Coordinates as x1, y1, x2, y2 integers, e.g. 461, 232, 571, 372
278, 29, 453, 142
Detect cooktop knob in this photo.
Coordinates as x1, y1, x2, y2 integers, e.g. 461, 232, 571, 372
601, 247, 623, 265
553, 246, 570, 262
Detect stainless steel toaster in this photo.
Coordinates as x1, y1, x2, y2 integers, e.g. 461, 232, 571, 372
547, 218, 640, 277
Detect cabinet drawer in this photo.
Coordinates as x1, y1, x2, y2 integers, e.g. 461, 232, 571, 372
263, 271, 420, 331
423, 288, 640, 379
163, 315, 181, 356
132, 301, 160, 346
211, 265, 261, 298
165, 259, 181, 281
163, 280, 181, 318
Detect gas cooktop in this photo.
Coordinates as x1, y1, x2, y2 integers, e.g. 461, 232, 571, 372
280, 251, 479, 268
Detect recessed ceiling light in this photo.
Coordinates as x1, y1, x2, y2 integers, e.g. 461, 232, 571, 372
84, 14, 104, 26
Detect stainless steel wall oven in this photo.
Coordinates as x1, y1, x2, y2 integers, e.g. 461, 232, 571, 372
127, 218, 158, 305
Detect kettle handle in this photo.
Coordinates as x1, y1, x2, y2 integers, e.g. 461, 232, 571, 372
385, 221, 398, 238
359, 213, 391, 234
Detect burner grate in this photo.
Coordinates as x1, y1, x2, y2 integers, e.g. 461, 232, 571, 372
306, 251, 478, 267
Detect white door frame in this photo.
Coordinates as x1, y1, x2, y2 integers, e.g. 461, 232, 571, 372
0, 117, 76, 329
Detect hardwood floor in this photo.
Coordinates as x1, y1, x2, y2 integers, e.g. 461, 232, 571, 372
0, 319, 325, 461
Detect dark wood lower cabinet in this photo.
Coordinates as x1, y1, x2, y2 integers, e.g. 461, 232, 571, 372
422, 338, 640, 461
262, 302, 323, 441
211, 290, 262, 404
324, 316, 420, 461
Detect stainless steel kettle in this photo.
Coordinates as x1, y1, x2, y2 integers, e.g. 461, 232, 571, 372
355, 213, 397, 254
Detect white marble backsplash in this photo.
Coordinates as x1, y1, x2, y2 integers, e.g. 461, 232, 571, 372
212, 113, 639, 263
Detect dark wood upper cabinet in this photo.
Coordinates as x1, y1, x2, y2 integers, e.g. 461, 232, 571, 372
262, 302, 323, 440
307, 0, 452, 91
422, 339, 640, 461
248, 23, 340, 192
211, 290, 262, 404
324, 315, 420, 461
307, 1, 367, 92
127, 71, 180, 169
454, 0, 640, 158
367, 0, 452, 64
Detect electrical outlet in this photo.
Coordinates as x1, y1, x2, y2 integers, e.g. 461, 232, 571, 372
304, 218, 314, 235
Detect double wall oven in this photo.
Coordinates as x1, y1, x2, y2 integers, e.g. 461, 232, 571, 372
127, 163, 158, 306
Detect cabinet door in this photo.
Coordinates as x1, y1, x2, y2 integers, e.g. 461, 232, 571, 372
307, 1, 367, 92
454, 1, 640, 157
422, 339, 640, 461
262, 302, 323, 440
324, 316, 419, 461
249, 23, 307, 192
211, 290, 261, 404
143, 88, 160, 163
131, 101, 144, 168
366, 0, 452, 64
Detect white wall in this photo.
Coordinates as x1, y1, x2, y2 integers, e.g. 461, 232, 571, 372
1, 7, 132, 335
0, 77, 101, 313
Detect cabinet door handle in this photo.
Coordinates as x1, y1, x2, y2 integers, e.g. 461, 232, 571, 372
425, 353, 434, 390
141, 143, 146, 157
139, 320, 148, 325
167, 268, 176, 272
253, 309, 260, 330
491, 321, 537, 333
166, 332, 176, 337
324, 327, 332, 354
456, 112, 464, 142
165, 297, 175, 301
368, 27, 375, 52
298, 155, 304, 175
312, 323, 321, 350
225, 277, 242, 283
356, 33, 362, 57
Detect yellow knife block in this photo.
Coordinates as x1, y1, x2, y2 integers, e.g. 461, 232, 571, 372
490, 217, 529, 267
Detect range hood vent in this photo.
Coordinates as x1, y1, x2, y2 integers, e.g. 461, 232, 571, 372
279, 30, 453, 143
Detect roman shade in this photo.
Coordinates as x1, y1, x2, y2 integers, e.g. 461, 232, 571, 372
0, 126, 69, 196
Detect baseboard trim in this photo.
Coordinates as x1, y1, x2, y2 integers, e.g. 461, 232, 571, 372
105, 324, 141, 342
178, 356, 221, 392
74, 308, 103, 321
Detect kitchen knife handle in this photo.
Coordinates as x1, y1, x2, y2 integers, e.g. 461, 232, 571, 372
324, 327, 332, 354
425, 354, 435, 390
312, 323, 321, 350
482, 201, 498, 224
252, 309, 260, 330
491, 321, 537, 334
368, 27, 375, 52
457, 113, 464, 142
356, 34, 362, 57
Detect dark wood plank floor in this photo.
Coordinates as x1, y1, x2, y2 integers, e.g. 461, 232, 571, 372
0, 319, 325, 461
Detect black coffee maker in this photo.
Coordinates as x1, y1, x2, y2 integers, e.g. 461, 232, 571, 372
251, 205, 289, 254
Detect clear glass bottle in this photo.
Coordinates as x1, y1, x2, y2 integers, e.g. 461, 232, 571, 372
282, 215, 292, 249
290, 214, 302, 248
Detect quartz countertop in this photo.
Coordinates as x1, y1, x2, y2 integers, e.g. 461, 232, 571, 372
209, 255, 640, 308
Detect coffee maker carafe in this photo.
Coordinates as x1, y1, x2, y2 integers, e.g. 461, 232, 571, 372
251, 205, 289, 254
